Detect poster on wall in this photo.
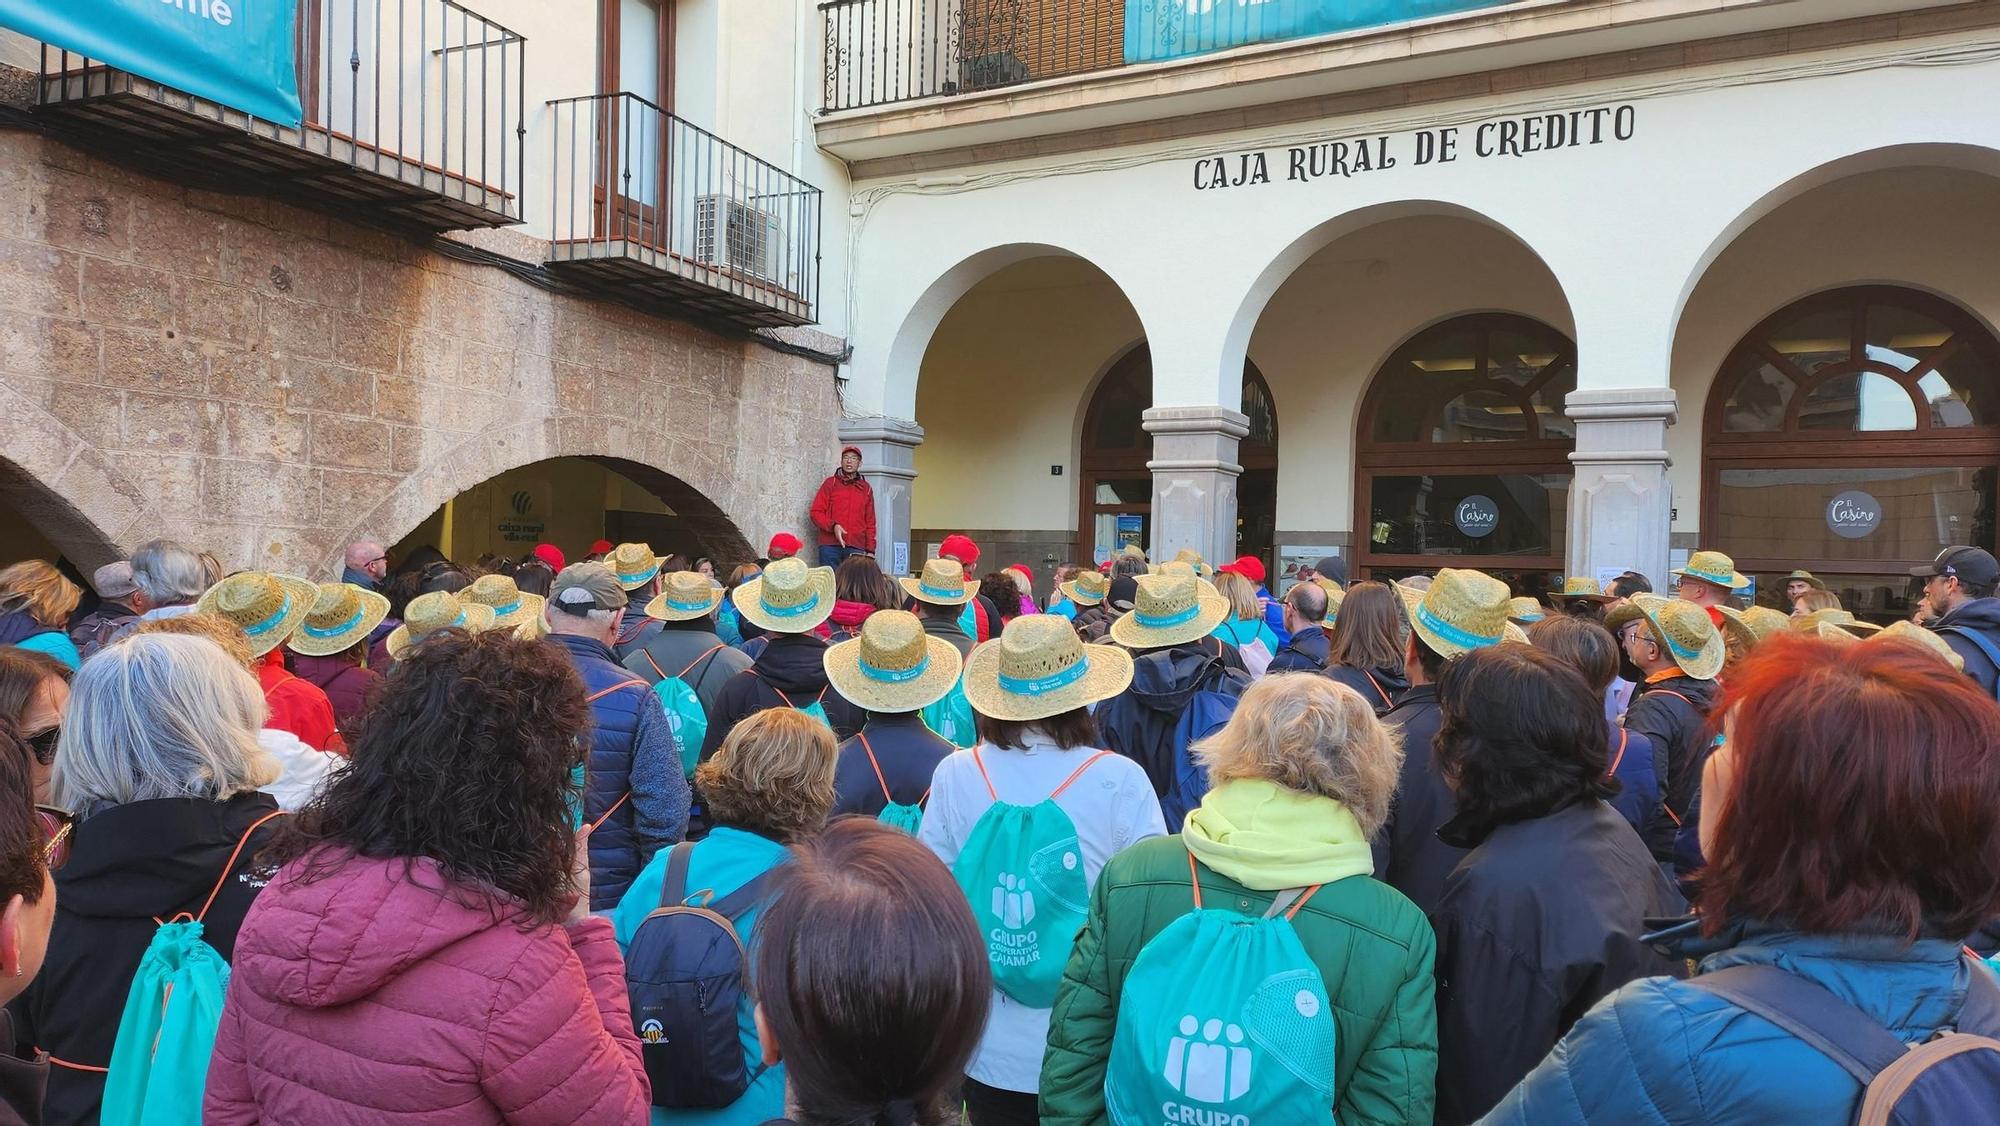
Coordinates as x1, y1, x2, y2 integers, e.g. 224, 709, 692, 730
1125, 0, 1513, 65
1276, 545, 1340, 595
1116, 515, 1144, 550
495, 482, 550, 546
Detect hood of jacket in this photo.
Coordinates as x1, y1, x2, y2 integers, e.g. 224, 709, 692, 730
1127, 645, 1224, 714
237, 851, 535, 1008
831, 600, 875, 631
1939, 596, 2000, 633
752, 632, 832, 694
1183, 779, 1375, 891
56, 792, 281, 919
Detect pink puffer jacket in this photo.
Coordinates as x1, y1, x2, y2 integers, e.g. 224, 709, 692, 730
205, 851, 651, 1124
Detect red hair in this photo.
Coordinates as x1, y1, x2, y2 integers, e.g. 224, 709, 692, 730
1698, 634, 2000, 941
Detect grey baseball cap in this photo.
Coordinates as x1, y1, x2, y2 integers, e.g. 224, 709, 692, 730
548, 562, 629, 614
92, 561, 139, 600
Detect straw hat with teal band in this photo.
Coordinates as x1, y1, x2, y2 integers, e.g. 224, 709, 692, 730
195, 571, 320, 658
1109, 572, 1230, 649
645, 570, 725, 622
1605, 594, 1725, 680
607, 542, 665, 591
823, 609, 963, 714
732, 557, 836, 633
1060, 569, 1110, 607
1672, 550, 1750, 591
457, 573, 545, 631
1551, 576, 1613, 604
1876, 620, 1964, 670
1393, 569, 1527, 659
963, 615, 1134, 722
385, 590, 496, 661
900, 558, 976, 607
1716, 604, 1791, 652
287, 582, 390, 658
1508, 597, 1547, 625
1792, 607, 1883, 638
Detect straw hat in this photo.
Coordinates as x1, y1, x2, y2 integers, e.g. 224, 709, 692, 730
1813, 620, 1864, 647
1875, 620, 1964, 670
607, 542, 664, 591
385, 590, 497, 661
1551, 576, 1612, 604
513, 614, 549, 642
645, 570, 725, 621
1311, 577, 1346, 624
1119, 544, 1148, 563
1149, 559, 1223, 600
731, 557, 836, 633
1060, 569, 1110, 607
1672, 550, 1749, 591
899, 558, 975, 607
823, 609, 963, 713
1508, 597, 1547, 624
286, 582, 390, 658
1715, 604, 1791, 651
1784, 569, 1827, 592
1393, 569, 1524, 659
1792, 607, 1883, 638
1151, 551, 1214, 581
457, 574, 545, 631
195, 571, 319, 657
1606, 594, 1725, 680
1109, 572, 1230, 649
963, 615, 1134, 723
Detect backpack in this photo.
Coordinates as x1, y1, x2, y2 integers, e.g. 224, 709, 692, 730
642, 645, 727, 778
1164, 661, 1254, 828
1215, 619, 1274, 678
100, 810, 284, 1126
626, 841, 775, 1109
920, 673, 977, 749
1103, 849, 1336, 1126
1938, 625, 2000, 700
1690, 959, 2000, 1125
952, 747, 1111, 1007
755, 675, 832, 730
858, 731, 927, 833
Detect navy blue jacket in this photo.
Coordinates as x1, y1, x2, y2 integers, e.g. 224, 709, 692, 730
1603, 720, 1661, 839
1369, 684, 1461, 916
1622, 673, 1719, 867
1936, 596, 2000, 697
831, 712, 953, 818
700, 633, 863, 762
549, 632, 689, 910
1265, 625, 1327, 673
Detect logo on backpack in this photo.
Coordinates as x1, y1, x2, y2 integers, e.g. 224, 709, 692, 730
639, 1018, 665, 1044
993, 872, 1037, 933
1165, 1015, 1254, 1104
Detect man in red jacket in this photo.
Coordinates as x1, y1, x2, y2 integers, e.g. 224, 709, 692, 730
809, 446, 876, 566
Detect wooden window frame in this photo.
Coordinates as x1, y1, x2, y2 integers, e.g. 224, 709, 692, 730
595, 0, 676, 244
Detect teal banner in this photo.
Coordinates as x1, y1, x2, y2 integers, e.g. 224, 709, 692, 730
1126, 0, 1516, 64
1, 0, 301, 125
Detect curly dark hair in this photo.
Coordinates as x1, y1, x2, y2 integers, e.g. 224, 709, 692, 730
268, 630, 590, 926
1433, 642, 1614, 845
978, 572, 1022, 624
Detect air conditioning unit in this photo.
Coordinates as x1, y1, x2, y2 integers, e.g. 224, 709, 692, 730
694, 195, 785, 283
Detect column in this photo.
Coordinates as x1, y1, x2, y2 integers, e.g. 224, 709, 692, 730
838, 416, 923, 576
1566, 388, 1677, 591
1144, 405, 1248, 566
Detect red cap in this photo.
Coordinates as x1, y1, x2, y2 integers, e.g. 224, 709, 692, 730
939, 534, 980, 566
588, 539, 613, 555
840, 445, 863, 461
1006, 563, 1033, 581
532, 543, 566, 571
768, 532, 803, 559
1219, 555, 1266, 584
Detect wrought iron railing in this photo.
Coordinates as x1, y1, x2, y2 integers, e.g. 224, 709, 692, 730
821, 0, 1126, 112
38, 0, 525, 222
547, 92, 822, 324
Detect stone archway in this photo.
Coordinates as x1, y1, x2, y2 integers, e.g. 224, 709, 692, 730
0, 380, 156, 569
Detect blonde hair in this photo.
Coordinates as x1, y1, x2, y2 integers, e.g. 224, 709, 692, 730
133, 613, 257, 672
1195, 674, 1403, 836
0, 560, 81, 629
695, 708, 837, 841
1792, 589, 1842, 615
1214, 571, 1261, 622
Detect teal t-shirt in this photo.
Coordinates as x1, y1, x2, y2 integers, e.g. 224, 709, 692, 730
610, 826, 789, 1126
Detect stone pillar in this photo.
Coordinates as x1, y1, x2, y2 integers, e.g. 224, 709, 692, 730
1144, 405, 1248, 566
838, 416, 924, 576
1566, 388, 1678, 591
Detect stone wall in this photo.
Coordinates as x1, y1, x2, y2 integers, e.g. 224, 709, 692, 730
0, 130, 841, 573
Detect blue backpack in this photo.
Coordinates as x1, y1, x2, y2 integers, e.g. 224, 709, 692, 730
1164, 661, 1253, 828
626, 842, 775, 1109
1939, 626, 2000, 700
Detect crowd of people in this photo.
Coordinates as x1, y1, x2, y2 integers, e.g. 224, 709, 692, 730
0, 507, 1998, 1124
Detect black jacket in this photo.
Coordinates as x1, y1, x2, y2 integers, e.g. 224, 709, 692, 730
1622, 673, 1720, 862
700, 633, 862, 762
1265, 626, 1328, 673
1328, 663, 1407, 713
0, 1013, 42, 1126
1431, 799, 1686, 1125
1369, 684, 1460, 916
1094, 641, 1250, 800
1935, 596, 2000, 697
831, 712, 953, 817
12, 792, 282, 1126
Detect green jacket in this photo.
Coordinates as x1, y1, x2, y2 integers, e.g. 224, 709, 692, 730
1040, 780, 1438, 1125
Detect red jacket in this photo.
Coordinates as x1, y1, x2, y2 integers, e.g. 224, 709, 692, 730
810, 471, 876, 552
259, 650, 342, 754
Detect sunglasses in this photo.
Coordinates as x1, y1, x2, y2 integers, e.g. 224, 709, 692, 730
24, 726, 58, 767
34, 805, 74, 871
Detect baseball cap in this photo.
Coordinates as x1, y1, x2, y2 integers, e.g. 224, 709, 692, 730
92, 561, 139, 601
939, 534, 980, 566
531, 543, 566, 571
588, 539, 614, 556
1106, 576, 1139, 614
1910, 546, 2000, 589
1218, 555, 1266, 585
767, 532, 802, 559
549, 562, 629, 615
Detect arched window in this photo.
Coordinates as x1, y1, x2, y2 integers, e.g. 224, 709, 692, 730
1354, 314, 1576, 580
1703, 285, 2000, 621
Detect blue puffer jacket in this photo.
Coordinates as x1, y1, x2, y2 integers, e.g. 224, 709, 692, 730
1481, 920, 1992, 1124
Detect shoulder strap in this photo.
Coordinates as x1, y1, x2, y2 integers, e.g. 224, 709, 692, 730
1689, 964, 1909, 1083
639, 650, 668, 682
970, 745, 998, 800
1607, 728, 1629, 775
1938, 625, 2000, 681
658, 841, 696, 909
1361, 670, 1394, 708
586, 679, 649, 703
1646, 688, 1695, 708
678, 643, 728, 688
1186, 847, 1318, 919
706, 869, 777, 921
858, 731, 894, 804
196, 810, 286, 923
1959, 959, 2000, 1033
1051, 750, 1112, 798
751, 671, 798, 710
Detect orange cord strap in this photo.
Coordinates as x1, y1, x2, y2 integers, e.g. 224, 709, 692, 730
588, 793, 631, 834
970, 746, 998, 800
1607, 729, 1629, 776
1187, 849, 1204, 909
198, 810, 286, 923
46, 1055, 108, 1073
859, 732, 894, 804
585, 680, 649, 704
1051, 751, 1112, 798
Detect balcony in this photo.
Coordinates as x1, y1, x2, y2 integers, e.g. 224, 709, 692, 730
35, 0, 524, 231
545, 93, 822, 330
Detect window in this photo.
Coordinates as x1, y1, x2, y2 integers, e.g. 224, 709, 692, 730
596, 0, 674, 235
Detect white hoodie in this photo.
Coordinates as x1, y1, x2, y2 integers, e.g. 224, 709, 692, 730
257, 727, 342, 811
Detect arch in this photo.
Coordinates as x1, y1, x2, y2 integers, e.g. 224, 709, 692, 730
0, 381, 153, 570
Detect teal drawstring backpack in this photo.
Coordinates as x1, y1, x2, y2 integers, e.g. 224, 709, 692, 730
1103, 850, 1336, 1126
919, 674, 977, 749
101, 810, 284, 1126
641, 645, 728, 778
756, 675, 832, 730
951, 748, 1111, 1007
858, 732, 928, 834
